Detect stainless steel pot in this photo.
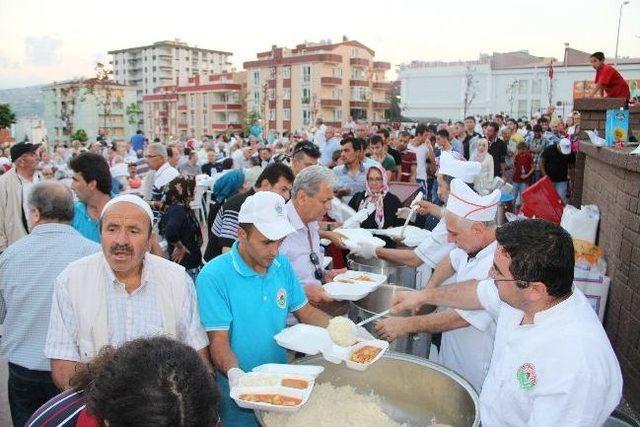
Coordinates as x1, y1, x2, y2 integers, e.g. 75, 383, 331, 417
256, 352, 480, 427
347, 254, 418, 289
349, 284, 435, 358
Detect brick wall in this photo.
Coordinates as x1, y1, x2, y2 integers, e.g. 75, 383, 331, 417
574, 98, 640, 141
577, 141, 640, 412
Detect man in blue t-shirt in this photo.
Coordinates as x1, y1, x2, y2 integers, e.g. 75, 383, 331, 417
69, 153, 112, 242
130, 130, 146, 153
196, 191, 332, 427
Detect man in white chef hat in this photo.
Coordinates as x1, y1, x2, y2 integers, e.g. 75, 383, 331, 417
350, 150, 481, 276
376, 178, 500, 392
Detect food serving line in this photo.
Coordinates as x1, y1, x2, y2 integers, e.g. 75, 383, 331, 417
229, 228, 481, 426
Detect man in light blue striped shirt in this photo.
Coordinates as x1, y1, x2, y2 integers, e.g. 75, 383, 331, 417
0, 181, 99, 427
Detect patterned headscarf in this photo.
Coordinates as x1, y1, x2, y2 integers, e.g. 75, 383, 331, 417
359, 165, 389, 228
213, 170, 245, 204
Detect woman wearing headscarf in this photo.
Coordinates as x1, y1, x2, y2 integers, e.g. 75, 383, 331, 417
348, 165, 403, 246
159, 175, 203, 279
203, 170, 246, 261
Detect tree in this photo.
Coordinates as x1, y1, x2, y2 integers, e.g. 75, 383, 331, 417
506, 80, 519, 116
126, 102, 139, 126
387, 80, 404, 122
463, 64, 478, 117
71, 128, 88, 142
0, 104, 16, 129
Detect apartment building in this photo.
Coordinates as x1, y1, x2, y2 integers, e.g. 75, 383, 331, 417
243, 38, 392, 132
42, 79, 137, 144
142, 71, 246, 140
109, 39, 233, 124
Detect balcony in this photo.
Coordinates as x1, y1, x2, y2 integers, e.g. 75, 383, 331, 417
211, 103, 242, 111
178, 122, 188, 128
159, 111, 168, 117
321, 77, 342, 86
320, 99, 341, 108
372, 101, 391, 109
349, 80, 369, 87
372, 82, 393, 91
158, 53, 172, 59
177, 105, 188, 111
350, 100, 368, 108
372, 61, 391, 70
350, 58, 370, 66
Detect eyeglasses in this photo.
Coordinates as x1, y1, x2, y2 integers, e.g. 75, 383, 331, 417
489, 266, 533, 289
293, 143, 321, 158
309, 252, 324, 281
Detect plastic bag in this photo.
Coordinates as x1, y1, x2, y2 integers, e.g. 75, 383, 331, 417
561, 205, 600, 244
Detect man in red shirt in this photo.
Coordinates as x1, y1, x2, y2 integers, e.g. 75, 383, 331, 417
589, 51, 631, 101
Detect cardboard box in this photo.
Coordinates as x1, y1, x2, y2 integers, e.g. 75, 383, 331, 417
573, 271, 610, 323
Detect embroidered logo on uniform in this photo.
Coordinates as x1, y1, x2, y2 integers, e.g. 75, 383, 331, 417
276, 288, 287, 309
517, 363, 537, 390
275, 204, 284, 216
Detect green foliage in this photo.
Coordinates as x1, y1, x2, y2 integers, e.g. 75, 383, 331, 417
0, 104, 16, 129
126, 102, 139, 125
71, 128, 88, 142
244, 110, 261, 135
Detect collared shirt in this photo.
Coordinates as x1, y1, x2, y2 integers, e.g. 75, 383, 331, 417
414, 218, 455, 269
70, 201, 103, 243
18, 173, 40, 224
0, 224, 99, 371
320, 137, 342, 166
438, 241, 497, 392
45, 253, 208, 362
195, 242, 307, 427
151, 162, 179, 202
477, 281, 622, 426
333, 163, 366, 204
279, 200, 322, 286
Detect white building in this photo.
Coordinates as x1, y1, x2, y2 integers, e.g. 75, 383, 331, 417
399, 48, 640, 121
108, 39, 233, 125
42, 79, 137, 144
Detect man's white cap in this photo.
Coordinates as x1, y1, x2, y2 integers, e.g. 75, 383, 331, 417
446, 178, 500, 222
238, 191, 296, 240
101, 194, 154, 224
559, 138, 572, 155
438, 150, 481, 184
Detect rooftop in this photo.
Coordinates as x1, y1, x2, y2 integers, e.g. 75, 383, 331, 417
108, 38, 232, 56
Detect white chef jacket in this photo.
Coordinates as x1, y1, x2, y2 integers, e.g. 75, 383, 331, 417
477, 280, 622, 427
414, 218, 455, 269
438, 241, 497, 392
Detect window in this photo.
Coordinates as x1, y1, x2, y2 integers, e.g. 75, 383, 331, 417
302, 65, 311, 83
152, 66, 156, 72
253, 91, 260, 106
269, 109, 276, 120
202, 93, 208, 108
351, 86, 368, 101
152, 55, 156, 60
333, 67, 343, 77
332, 88, 343, 99
531, 99, 541, 114
283, 109, 291, 120
532, 79, 542, 94
350, 68, 365, 80
302, 109, 311, 126
518, 80, 528, 95
302, 87, 311, 104
253, 70, 260, 86
517, 100, 528, 117
333, 109, 342, 122
281, 67, 291, 79
351, 48, 358, 58
266, 88, 274, 100
153, 77, 157, 83
283, 88, 291, 100
269, 67, 276, 80
189, 95, 195, 108
189, 112, 195, 127
203, 111, 208, 127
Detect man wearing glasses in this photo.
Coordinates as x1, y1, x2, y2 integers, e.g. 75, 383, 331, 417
376, 178, 500, 392
389, 219, 622, 426
289, 140, 321, 175
144, 142, 179, 220
280, 165, 350, 313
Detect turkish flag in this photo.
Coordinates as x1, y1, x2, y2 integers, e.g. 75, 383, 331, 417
548, 60, 554, 79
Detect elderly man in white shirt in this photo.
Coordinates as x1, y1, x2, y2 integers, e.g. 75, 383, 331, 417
279, 165, 348, 314
375, 179, 500, 392
392, 219, 622, 426
45, 195, 210, 389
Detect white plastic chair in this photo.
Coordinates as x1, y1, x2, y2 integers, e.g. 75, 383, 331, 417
190, 184, 207, 226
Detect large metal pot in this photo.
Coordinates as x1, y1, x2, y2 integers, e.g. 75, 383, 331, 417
349, 284, 435, 358
347, 254, 418, 289
256, 352, 480, 426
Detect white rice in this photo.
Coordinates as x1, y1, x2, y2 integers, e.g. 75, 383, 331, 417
238, 374, 280, 387
327, 317, 357, 347
263, 383, 405, 427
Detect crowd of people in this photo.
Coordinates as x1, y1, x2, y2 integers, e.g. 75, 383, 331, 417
0, 50, 630, 427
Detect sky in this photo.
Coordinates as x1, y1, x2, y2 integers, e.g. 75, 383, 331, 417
1, 0, 639, 89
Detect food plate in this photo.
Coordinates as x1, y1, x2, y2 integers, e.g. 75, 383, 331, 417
332, 270, 387, 287
368, 226, 430, 248
274, 324, 388, 370
334, 228, 386, 248
323, 282, 375, 301
345, 340, 389, 371
230, 386, 309, 414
